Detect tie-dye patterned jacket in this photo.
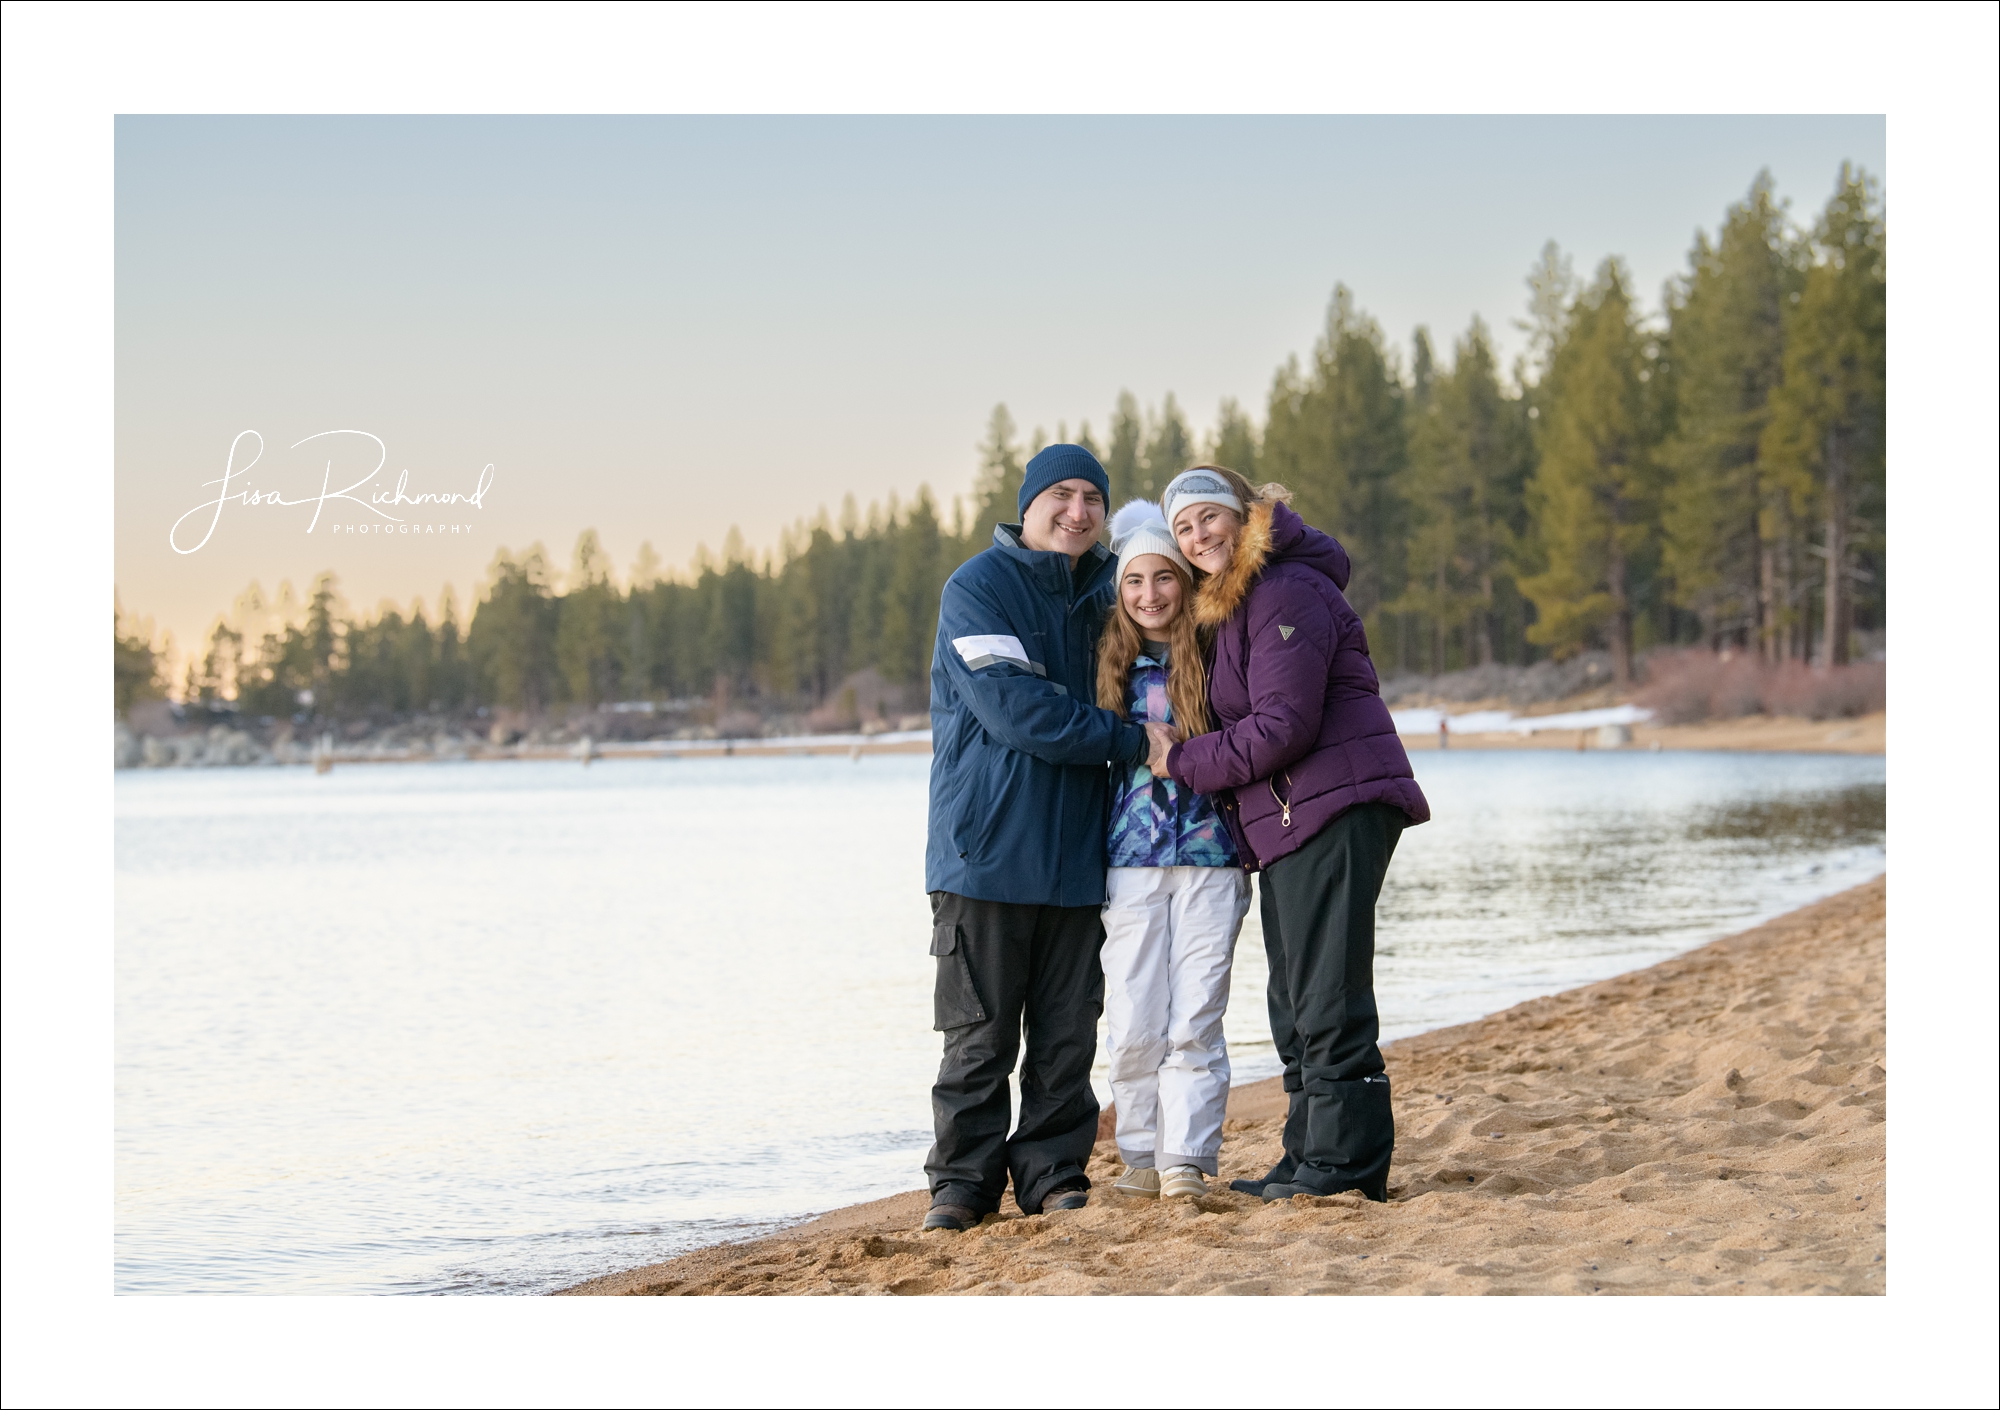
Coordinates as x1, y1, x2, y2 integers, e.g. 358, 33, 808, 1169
1106, 650, 1240, 869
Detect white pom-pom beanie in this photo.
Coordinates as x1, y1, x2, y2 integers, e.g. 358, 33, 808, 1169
1109, 500, 1192, 579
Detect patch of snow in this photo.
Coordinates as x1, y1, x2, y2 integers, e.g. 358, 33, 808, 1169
1392, 704, 1653, 736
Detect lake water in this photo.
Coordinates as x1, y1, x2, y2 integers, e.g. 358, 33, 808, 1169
115, 749, 1885, 1294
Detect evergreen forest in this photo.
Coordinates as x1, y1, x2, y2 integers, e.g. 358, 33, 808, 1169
116, 166, 1885, 724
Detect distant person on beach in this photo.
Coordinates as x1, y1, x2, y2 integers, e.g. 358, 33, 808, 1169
920, 444, 1153, 1233
1096, 501, 1252, 1203
1151, 466, 1429, 1203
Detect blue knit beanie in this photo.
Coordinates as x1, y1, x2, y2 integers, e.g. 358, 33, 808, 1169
1018, 443, 1110, 519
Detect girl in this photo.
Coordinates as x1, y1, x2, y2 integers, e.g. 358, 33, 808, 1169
1097, 501, 1252, 1201
1149, 465, 1429, 1203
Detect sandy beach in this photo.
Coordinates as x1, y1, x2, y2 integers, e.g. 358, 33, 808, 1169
566, 875, 1885, 1296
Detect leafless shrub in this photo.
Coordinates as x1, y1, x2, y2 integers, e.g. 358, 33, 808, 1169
1761, 659, 1886, 719
1636, 649, 1885, 724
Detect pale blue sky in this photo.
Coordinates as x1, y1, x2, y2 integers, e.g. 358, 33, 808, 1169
115, 115, 1884, 653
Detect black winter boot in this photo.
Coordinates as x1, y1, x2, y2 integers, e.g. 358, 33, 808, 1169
1230, 1082, 1308, 1195
1229, 1153, 1299, 1197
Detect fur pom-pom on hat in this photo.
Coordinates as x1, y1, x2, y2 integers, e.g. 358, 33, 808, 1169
1109, 500, 1192, 579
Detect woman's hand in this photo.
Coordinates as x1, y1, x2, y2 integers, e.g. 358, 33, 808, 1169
1144, 722, 1177, 779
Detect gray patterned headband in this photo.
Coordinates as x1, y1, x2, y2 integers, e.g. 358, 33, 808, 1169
1162, 469, 1244, 531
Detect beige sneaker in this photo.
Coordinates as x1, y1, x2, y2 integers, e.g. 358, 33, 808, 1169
1160, 1165, 1208, 1199
1113, 1165, 1161, 1198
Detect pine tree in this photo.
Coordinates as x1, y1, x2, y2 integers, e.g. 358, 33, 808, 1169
1661, 172, 1802, 657
1398, 328, 1455, 670
1396, 319, 1532, 669
192, 618, 243, 705
114, 597, 164, 715
239, 614, 309, 719
1517, 260, 1661, 682
879, 488, 946, 685
968, 404, 1025, 540
1517, 241, 1578, 390
845, 502, 892, 673
1761, 164, 1884, 667
554, 529, 621, 706
358, 604, 411, 715
1456, 321, 1535, 664
1261, 286, 1410, 624
1104, 392, 1144, 505
304, 572, 345, 714
1410, 327, 1436, 408
399, 600, 434, 711
435, 586, 466, 710
807, 522, 850, 701
629, 575, 690, 700
1139, 393, 1192, 497
629, 542, 662, 590
1207, 397, 1259, 478
706, 536, 761, 700
468, 547, 555, 710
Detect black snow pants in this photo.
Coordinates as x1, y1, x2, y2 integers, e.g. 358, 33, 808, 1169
1258, 801, 1405, 1201
924, 891, 1104, 1217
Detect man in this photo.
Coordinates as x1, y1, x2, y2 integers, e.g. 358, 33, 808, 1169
921, 443, 1151, 1231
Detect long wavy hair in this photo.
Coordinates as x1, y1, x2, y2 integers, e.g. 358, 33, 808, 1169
1096, 556, 1211, 736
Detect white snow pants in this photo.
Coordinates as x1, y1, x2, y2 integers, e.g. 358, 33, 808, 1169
1100, 865, 1252, 1175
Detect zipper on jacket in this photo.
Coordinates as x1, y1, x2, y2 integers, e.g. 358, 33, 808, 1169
1270, 771, 1295, 827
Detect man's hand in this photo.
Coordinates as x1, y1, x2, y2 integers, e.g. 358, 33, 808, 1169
1144, 723, 1176, 779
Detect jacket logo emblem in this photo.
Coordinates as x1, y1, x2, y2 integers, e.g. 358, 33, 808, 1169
1278, 625, 1295, 640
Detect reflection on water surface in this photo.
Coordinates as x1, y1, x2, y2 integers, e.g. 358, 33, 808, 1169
1687, 783, 1885, 845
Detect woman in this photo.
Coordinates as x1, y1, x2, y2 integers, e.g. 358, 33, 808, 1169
1095, 501, 1251, 1202
1145, 465, 1428, 1202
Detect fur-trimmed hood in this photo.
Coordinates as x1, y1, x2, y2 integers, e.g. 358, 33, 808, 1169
1193, 499, 1351, 626
1167, 497, 1426, 870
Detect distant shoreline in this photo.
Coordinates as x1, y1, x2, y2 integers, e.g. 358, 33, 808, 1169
313, 728, 937, 766
157, 710, 1883, 770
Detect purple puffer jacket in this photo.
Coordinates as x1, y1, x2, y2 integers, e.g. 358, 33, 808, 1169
1166, 499, 1429, 870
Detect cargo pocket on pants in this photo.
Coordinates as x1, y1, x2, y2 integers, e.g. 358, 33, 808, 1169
931, 921, 987, 1031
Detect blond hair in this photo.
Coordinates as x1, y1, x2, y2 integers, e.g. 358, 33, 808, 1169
1097, 556, 1211, 736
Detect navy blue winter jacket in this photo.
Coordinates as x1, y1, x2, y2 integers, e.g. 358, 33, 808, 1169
926, 524, 1149, 907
